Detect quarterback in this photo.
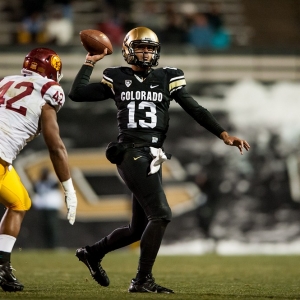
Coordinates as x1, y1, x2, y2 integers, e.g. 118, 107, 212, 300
69, 27, 250, 293
0, 48, 77, 292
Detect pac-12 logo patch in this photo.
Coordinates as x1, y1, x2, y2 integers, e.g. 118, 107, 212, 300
125, 80, 132, 87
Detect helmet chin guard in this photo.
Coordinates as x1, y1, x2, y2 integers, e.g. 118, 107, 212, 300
122, 27, 160, 68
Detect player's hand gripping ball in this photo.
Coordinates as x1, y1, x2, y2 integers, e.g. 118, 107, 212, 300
79, 29, 113, 55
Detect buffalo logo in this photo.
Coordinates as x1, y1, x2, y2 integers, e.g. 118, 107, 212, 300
50, 55, 62, 71
125, 80, 132, 87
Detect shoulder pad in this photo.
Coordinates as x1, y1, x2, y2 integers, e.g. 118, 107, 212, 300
163, 67, 186, 94
42, 82, 65, 112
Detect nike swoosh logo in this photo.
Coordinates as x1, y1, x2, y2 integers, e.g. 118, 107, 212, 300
133, 156, 142, 160
150, 85, 159, 89
86, 262, 96, 275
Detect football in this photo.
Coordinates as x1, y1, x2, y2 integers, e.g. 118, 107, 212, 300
79, 29, 113, 55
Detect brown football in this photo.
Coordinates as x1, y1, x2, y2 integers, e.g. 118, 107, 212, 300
79, 29, 113, 55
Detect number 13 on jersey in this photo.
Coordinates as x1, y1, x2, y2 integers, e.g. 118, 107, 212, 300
127, 101, 157, 129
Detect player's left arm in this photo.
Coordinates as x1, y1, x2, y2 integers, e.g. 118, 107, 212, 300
173, 87, 225, 137
41, 103, 78, 224
41, 103, 71, 182
173, 87, 250, 154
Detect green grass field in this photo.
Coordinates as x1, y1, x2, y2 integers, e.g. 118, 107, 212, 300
1, 250, 300, 299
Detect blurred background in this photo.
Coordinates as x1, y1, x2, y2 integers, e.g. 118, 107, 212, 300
1, 0, 300, 255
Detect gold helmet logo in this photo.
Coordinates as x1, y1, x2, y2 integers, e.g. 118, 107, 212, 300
50, 55, 61, 71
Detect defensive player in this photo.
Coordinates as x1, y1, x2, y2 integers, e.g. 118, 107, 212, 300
69, 27, 250, 293
0, 48, 77, 292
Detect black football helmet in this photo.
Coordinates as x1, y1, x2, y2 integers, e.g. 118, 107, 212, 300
22, 48, 63, 82
122, 27, 160, 67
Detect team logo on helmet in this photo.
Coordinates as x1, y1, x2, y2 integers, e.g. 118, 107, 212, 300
50, 55, 61, 71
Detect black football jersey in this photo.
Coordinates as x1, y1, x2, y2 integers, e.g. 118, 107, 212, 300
69, 65, 225, 144
101, 67, 186, 145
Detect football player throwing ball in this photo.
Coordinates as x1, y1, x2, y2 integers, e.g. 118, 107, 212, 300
69, 27, 250, 293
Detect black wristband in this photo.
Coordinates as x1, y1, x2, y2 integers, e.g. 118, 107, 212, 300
85, 60, 96, 66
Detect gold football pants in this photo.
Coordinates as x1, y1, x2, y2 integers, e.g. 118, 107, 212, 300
0, 162, 31, 211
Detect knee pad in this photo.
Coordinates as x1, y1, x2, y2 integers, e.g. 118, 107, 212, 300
148, 204, 172, 222
143, 192, 172, 222
160, 206, 172, 222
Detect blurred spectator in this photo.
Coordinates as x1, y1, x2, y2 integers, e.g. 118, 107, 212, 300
45, 5, 74, 45
97, 15, 124, 47
52, 0, 74, 20
212, 27, 231, 50
103, 0, 135, 32
194, 158, 225, 239
205, 1, 224, 32
163, 13, 187, 44
1, 0, 22, 22
194, 170, 213, 238
104, 0, 132, 16
33, 168, 64, 249
17, 11, 47, 44
161, 2, 187, 44
118, 11, 137, 34
205, 2, 231, 50
187, 13, 214, 50
96, 0, 132, 47
21, 0, 47, 17
134, 0, 166, 38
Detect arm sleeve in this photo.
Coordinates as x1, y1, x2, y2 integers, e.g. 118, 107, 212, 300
173, 87, 226, 138
68, 65, 113, 102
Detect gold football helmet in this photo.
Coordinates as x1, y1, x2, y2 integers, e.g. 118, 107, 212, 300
122, 27, 160, 67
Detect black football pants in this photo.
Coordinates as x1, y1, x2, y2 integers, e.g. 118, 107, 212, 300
91, 147, 172, 277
